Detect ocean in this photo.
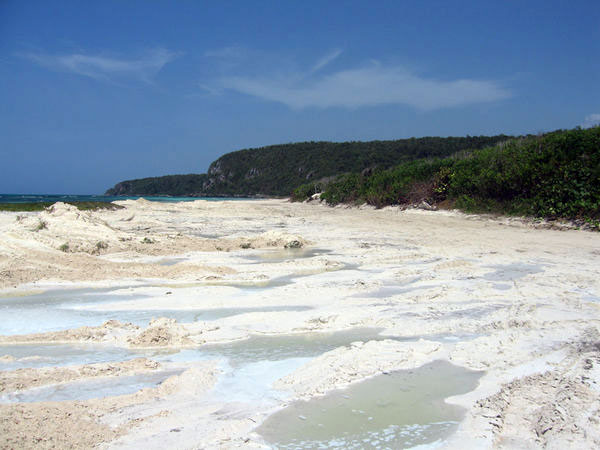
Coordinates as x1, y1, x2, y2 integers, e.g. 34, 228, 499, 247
0, 194, 244, 204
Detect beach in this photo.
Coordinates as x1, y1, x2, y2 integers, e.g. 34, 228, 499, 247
0, 198, 599, 448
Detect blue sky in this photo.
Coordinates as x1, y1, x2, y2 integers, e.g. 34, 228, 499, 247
1, 0, 599, 194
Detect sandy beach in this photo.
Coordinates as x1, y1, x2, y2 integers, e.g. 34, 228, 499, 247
0, 198, 599, 448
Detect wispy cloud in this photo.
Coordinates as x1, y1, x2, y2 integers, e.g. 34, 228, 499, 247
309, 49, 342, 74
22, 48, 179, 83
582, 114, 600, 128
211, 52, 511, 111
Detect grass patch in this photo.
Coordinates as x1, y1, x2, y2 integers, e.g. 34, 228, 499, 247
0, 202, 124, 212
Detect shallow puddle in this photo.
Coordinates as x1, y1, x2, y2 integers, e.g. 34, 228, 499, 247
0, 328, 389, 373
257, 360, 483, 449
0, 288, 149, 335
242, 248, 331, 264
209, 357, 311, 406
158, 257, 189, 266
0, 369, 182, 403
356, 284, 433, 299
194, 327, 389, 366
0, 344, 161, 370
0, 286, 312, 335
204, 262, 360, 290
483, 263, 544, 282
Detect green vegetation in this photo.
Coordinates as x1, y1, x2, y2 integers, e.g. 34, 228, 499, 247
299, 127, 599, 225
59, 243, 69, 252
0, 202, 124, 212
105, 174, 208, 197
105, 136, 510, 197
104, 127, 599, 225
34, 219, 47, 231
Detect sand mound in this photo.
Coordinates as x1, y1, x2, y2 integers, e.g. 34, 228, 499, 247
0, 402, 123, 449
0, 358, 160, 393
127, 318, 194, 347
8, 202, 126, 254
0, 320, 139, 345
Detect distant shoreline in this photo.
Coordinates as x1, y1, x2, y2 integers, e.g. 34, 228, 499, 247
0, 194, 266, 205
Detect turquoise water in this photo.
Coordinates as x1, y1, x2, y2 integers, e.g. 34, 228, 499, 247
0, 194, 250, 203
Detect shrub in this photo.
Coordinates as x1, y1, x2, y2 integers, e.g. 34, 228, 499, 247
315, 127, 600, 224
34, 220, 47, 231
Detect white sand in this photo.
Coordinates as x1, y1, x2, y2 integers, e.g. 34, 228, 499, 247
0, 198, 599, 448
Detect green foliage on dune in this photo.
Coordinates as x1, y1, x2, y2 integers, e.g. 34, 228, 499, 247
105, 136, 510, 197
0, 202, 124, 212
303, 127, 599, 224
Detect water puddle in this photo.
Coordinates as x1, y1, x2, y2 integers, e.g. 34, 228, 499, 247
493, 283, 512, 291
204, 262, 360, 290
257, 360, 483, 449
158, 257, 188, 266
242, 248, 331, 264
192, 327, 389, 366
0, 288, 149, 335
483, 263, 544, 282
356, 284, 433, 299
353, 278, 433, 299
0, 343, 153, 370
209, 357, 311, 406
0, 369, 182, 403
0, 287, 313, 335
0, 328, 388, 372
388, 332, 484, 343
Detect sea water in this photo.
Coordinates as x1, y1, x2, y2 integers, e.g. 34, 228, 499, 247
0, 194, 249, 203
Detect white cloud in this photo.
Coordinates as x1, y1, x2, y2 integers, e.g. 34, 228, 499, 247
309, 49, 342, 74
23, 48, 179, 83
582, 113, 600, 128
217, 59, 511, 110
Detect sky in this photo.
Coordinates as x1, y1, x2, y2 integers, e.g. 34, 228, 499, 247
1, 0, 599, 194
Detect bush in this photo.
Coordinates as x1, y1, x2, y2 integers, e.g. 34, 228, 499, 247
291, 182, 322, 201
316, 127, 600, 223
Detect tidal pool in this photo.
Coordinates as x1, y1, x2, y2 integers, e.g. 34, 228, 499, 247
257, 360, 483, 449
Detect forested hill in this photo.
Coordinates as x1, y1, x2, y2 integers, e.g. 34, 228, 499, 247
105, 135, 511, 197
